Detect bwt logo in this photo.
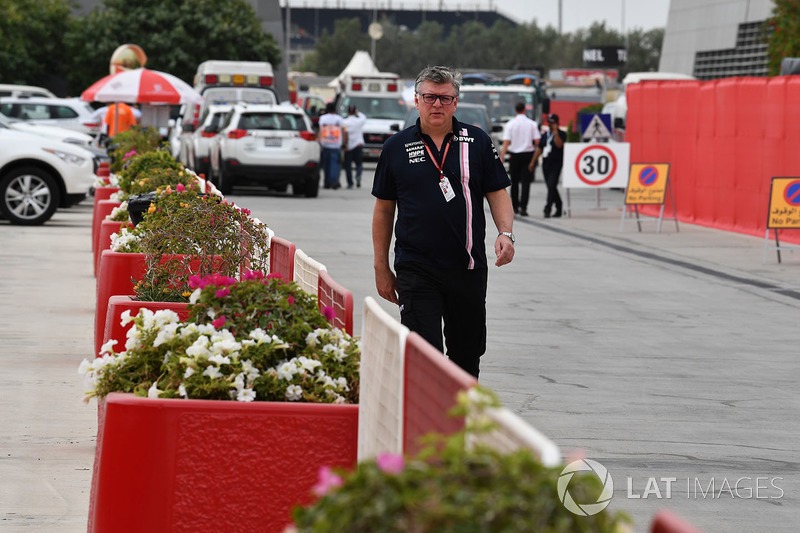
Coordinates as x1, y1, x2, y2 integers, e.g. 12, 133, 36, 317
558, 459, 614, 516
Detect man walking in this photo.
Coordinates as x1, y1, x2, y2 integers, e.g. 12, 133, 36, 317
499, 101, 540, 216
342, 104, 367, 188
530, 113, 566, 218
372, 65, 515, 379
318, 102, 344, 189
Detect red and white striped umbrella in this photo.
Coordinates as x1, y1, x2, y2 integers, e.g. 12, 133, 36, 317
81, 68, 203, 104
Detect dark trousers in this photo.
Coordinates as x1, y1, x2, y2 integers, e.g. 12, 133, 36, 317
396, 262, 488, 378
543, 164, 563, 215
508, 151, 534, 212
344, 145, 363, 187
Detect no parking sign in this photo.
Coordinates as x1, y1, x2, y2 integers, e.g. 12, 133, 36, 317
563, 142, 630, 188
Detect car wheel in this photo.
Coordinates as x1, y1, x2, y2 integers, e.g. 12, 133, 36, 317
218, 164, 234, 196
304, 169, 320, 198
0, 167, 60, 225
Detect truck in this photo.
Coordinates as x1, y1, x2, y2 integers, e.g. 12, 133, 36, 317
332, 72, 408, 159
175, 60, 280, 174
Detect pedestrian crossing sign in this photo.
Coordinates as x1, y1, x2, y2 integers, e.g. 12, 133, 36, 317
580, 113, 612, 141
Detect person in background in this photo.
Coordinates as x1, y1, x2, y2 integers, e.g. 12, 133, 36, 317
104, 102, 136, 137
342, 104, 367, 189
530, 113, 566, 218
318, 102, 344, 189
499, 101, 540, 216
371, 65, 515, 379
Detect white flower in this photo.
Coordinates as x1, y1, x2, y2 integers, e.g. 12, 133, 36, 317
154, 309, 180, 327
323, 344, 347, 362
305, 330, 320, 347
333, 394, 346, 404
183, 366, 195, 379
186, 336, 213, 359
297, 356, 322, 375
335, 377, 350, 392
241, 360, 260, 382
233, 373, 246, 392
179, 384, 188, 399
120, 310, 134, 326
153, 323, 180, 347
285, 384, 303, 401
276, 361, 298, 381
249, 328, 270, 342
189, 288, 202, 304
208, 354, 231, 366
203, 365, 221, 379
237, 388, 256, 402
147, 383, 161, 398
98, 339, 117, 355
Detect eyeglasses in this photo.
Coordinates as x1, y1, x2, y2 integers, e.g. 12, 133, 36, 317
417, 93, 457, 105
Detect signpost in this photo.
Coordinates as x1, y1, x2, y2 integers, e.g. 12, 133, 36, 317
620, 163, 679, 233
579, 113, 612, 142
763, 177, 800, 263
563, 142, 630, 214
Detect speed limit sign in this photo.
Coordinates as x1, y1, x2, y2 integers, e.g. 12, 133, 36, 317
563, 142, 630, 188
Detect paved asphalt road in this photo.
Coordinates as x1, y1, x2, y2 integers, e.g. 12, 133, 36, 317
1, 162, 798, 531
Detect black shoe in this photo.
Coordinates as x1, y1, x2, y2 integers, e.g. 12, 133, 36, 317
520, 210, 528, 217
514, 206, 519, 214
543, 208, 551, 218
553, 210, 562, 218
332, 183, 341, 190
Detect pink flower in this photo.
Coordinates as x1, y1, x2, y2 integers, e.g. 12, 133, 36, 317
124, 150, 136, 159
311, 466, 343, 497
243, 270, 264, 281
322, 306, 335, 323
376, 453, 405, 475
176, 183, 186, 192
215, 287, 230, 298
212, 315, 226, 329
241, 208, 251, 216
287, 295, 295, 305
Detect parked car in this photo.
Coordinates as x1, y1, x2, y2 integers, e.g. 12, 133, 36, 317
0, 97, 101, 138
0, 129, 97, 225
209, 103, 320, 197
0, 84, 56, 99
180, 104, 233, 178
0, 112, 109, 163
296, 92, 327, 130
397, 102, 495, 135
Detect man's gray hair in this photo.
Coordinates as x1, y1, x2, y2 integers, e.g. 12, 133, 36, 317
415, 66, 462, 96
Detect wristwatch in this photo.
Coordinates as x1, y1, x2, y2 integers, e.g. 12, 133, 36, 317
498, 231, 515, 244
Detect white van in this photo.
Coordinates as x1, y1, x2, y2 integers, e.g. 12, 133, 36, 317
0, 84, 56, 99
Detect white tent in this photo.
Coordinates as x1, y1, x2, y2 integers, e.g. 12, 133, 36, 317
327, 51, 382, 88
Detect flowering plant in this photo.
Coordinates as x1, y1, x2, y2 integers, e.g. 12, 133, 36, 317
290, 388, 631, 532
79, 272, 360, 404
108, 125, 163, 173
115, 186, 270, 302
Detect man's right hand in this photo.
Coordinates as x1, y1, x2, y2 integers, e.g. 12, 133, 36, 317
375, 265, 399, 305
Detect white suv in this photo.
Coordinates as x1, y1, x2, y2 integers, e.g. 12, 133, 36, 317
0, 97, 101, 138
180, 104, 233, 179
209, 103, 320, 197
0, 129, 96, 225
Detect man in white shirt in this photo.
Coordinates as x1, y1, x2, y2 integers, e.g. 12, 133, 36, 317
499, 102, 540, 216
342, 104, 367, 188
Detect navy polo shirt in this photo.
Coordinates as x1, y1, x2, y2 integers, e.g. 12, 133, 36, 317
372, 117, 510, 270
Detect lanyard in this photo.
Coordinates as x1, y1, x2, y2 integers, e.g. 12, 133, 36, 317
419, 134, 452, 181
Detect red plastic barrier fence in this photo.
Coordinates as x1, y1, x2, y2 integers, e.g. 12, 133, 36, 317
318, 269, 354, 335
94, 251, 147, 356
94, 220, 125, 277
626, 77, 800, 244
402, 332, 477, 456
548, 100, 593, 131
269, 236, 296, 280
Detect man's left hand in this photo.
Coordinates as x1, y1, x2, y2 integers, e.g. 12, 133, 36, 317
495, 236, 514, 266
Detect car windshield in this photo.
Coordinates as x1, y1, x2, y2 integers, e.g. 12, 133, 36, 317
204, 87, 277, 105
238, 112, 304, 131
459, 90, 535, 124
341, 96, 407, 120
403, 105, 489, 133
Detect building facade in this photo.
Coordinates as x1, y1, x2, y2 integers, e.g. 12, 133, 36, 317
659, 0, 774, 80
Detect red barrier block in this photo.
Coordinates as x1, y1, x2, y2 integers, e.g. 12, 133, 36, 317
88, 393, 358, 533
94, 251, 147, 356
102, 296, 189, 354
403, 332, 477, 456
318, 269, 354, 335
784, 76, 800, 142
270, 236, 296, 280
94, 220, 126, 278
715, 78, 740, 139
92, 199, 121, 255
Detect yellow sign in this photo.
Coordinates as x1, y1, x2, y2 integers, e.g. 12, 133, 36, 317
625, 163, 670, 205
767, 177, 800, 229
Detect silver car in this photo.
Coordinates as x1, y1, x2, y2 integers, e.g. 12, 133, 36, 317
0, 97, 102, 138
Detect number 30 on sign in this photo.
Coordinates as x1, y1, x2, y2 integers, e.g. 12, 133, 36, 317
563, 142, 630, 188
